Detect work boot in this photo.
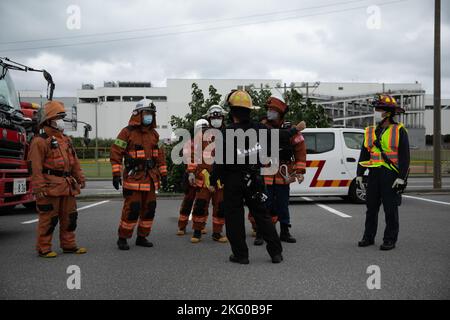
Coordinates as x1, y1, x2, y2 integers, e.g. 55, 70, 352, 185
63, 247, 87, 254
136, 236, 153, 248
191, 230, 202, 243
380, 241, 396, 251
212, 232, 228, 243
280, 224, 297, 243
254, 231, 264, 246
38, 251, 58, 258
271, 254, 284, 264
229, 254, 249, 265
117, 237, 130, 250
358, 238, 375, 247
176, 228, 186, 236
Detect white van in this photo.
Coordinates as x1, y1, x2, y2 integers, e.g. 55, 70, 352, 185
290, 128, 366, 203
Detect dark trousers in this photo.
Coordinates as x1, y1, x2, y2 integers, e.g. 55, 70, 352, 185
223, 171, 282, 259
363, 167, 400, 243
267, 184, 291, 225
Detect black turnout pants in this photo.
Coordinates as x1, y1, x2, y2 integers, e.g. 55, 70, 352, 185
363, 166, 400, 243
223, 171, 282, 259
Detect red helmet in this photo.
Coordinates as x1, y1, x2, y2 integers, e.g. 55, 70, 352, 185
266, 96, 288, 115
372, 94, 405, 114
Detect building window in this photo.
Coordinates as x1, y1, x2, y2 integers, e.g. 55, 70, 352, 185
106, 96, 121, 102
161, 125, 168, 129
338, 86, 344, 90
146, 96, 167, 102
79, 97, 98, 103
123, 96, 144, 102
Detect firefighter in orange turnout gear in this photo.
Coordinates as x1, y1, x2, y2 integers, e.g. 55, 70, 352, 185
110, 99, 167, 250
186, 116, 227, 244
29, 101, 86, 258
176, 138, 197, 235
249, 97, 307, 246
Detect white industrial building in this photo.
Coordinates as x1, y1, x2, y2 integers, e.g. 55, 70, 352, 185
19, 79, 449, 149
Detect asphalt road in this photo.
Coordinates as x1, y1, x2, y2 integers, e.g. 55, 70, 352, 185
0, 193, 449, 300
81, 176, 450, 198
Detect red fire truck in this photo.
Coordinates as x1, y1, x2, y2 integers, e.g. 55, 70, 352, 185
0, 57, 54, 211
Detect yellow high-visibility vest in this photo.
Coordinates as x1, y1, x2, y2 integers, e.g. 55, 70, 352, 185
359, 123, 405, 173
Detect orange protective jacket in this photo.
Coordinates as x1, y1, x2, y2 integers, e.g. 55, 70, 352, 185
186, 131, 215, 188
262, 120, 307, 185
28, 126, 85, 197
110, 113, 167, 191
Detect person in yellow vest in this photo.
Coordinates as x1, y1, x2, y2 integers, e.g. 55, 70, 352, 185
357, 95, 410, 251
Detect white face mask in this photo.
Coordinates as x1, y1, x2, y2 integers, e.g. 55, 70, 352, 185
53, 119, 65, 132
267, 110, 279, 121
210, 119, 222, 128
374, 112, 383, 124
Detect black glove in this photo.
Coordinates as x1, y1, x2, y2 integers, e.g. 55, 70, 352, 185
112, 176, 122, 190
161, 176, 168, 190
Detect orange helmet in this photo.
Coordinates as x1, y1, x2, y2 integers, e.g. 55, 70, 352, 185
372, 94, 405, 114
38, 100, 66, 127
266, 96, 288, 115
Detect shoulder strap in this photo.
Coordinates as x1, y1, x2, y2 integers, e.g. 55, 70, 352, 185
374, 126, 399, 172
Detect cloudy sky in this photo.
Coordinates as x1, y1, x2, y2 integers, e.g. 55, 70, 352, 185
0, 0, 448, 97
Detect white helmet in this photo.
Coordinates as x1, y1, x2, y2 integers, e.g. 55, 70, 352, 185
203, 105, 228, 118
133, 99, 156, 114
194, 119, 209, 130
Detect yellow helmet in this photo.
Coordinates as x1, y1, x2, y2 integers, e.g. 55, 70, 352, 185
38, 100, 66, 127
226, 90, 253, 109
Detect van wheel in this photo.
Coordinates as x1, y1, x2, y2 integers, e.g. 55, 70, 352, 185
349, 179, 366, 204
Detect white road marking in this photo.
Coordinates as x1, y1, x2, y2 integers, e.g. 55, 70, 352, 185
403, 195, 450, 206
21, 200, 110, 224
302, 197, 352, 218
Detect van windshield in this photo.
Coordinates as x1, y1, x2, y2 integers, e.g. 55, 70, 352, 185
0, 70, 20, 110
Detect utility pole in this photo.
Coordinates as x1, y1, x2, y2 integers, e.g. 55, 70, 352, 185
433, 0, 441, 189
95, 101, 100, 177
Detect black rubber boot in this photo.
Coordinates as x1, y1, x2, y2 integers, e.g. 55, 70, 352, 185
280, 224, 297, 243
117, 238, 130, 250
136, 236, 154, 247
229, 254, 249, 265
271, 254, 284, 264
254, 231, 264, 246
380, 241, 395, 251
358, 238, 375, 247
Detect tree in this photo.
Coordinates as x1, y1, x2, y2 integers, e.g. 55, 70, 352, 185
284, 88, 331, 128
247, 85, 272, 121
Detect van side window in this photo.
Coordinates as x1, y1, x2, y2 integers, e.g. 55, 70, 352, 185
303, 133, 335, 154
343, 132, 364, 150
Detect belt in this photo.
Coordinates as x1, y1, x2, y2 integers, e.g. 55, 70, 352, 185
42, 168, 71, 177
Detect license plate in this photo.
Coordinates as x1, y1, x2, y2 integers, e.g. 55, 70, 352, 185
13, 178, 27, 195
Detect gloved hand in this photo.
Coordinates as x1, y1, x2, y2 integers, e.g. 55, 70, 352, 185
356, 176, 365, 191
392, 178, 405, 190
161, 176, 168, 189
80, 181, 86, 189
188, 173, 196, 186
208, 186, 216, 193
296, 121, 306, 132
112, 176, 122, 190
296, 174, 304, 184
